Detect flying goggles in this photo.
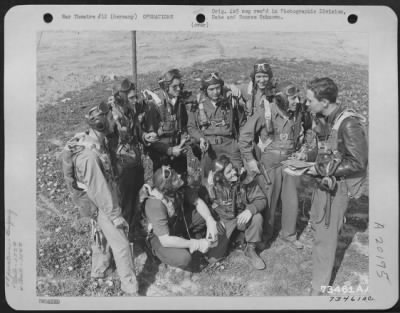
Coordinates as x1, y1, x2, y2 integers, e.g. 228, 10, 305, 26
204, 72, 222, 82
276, 84, 300, 97
254, 62, 271, 73
87, 101, 112, 118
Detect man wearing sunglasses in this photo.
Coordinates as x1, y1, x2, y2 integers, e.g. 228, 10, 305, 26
142, 69, 193, 175
108, 79, 146, 242
204, 155, 267, 270
239, 81, 314, 250
304, 77, 368, 295
61, 102, 138, 295
188, 71, 245, 181
140, 166, 222, 270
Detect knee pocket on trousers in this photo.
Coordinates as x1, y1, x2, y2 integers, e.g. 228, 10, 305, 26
251, 213, 263, 226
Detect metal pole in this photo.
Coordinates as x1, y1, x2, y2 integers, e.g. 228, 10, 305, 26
131, 31, 138, 95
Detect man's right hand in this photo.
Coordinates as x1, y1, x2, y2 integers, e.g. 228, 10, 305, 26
198, 239, 210, 253
189, 239, 210, 254
200, 137, 209, 152
171, 145, 185, 157
246, 159, 261, 174
189, 239, 200, 253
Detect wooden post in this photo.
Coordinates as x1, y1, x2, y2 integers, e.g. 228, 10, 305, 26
131, 31, 138, 95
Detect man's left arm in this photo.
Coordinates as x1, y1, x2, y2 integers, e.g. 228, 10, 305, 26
185, 187, 220, 241
237, 182, 266, 226
194, 198, 220, 240
334, 118, 368, 177
194, 198, 214, 222
245, 182, 267, 215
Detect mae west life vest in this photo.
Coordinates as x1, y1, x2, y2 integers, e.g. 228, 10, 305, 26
195, 93, 233, 134
211, 182, 247, 220
61, 132, 118, 217
61, 133, 116, 193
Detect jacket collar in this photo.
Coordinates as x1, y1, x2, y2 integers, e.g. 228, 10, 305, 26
326, 104, 345, 125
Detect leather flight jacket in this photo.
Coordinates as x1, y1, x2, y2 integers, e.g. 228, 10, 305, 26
313, 107, 368, 179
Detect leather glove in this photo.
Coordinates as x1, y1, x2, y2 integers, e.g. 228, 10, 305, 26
93, 230, 106, 253
246, 159, 260, 174
91, 219, 106, 252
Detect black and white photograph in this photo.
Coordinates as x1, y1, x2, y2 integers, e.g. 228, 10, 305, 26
34, 30, 370, 298
4, 5, 398, 310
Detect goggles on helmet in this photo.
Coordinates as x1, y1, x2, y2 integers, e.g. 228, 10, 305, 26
158, 69, 182, 84
276, 85, 299, 97
204, 72, 221, 82
88, 101, 112, 117
254, 62, 271, 73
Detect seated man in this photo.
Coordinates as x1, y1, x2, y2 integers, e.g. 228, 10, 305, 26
140, 166, 223, 270
205, 155, 267, 270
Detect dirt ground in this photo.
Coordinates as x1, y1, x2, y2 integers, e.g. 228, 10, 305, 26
36, 31, 369, 297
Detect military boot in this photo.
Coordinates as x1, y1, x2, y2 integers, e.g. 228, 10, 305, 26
244, 243, 266, 270
279, 232, 304, 249
121, 276, 138, 296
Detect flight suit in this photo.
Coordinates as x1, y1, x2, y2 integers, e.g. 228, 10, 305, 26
188, 90, 244, 179
143, 90, 189, 175
239, 100, 313, 243
61, 132, 137, 294
206, 175, 266, 260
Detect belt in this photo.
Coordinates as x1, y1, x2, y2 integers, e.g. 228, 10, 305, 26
263, 148, 293, 156
205, 135, 233, 145
210, 120, 229, 128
